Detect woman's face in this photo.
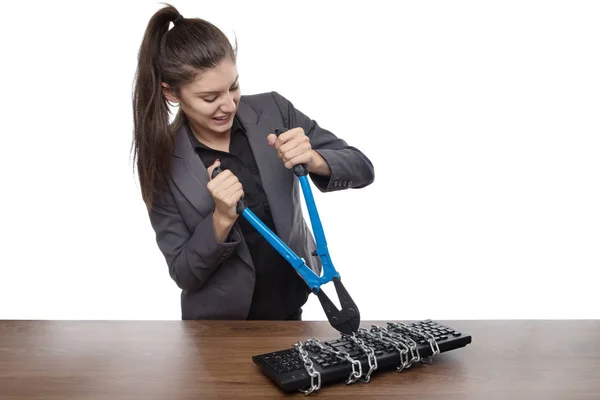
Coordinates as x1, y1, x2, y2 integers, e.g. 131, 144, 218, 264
164, 58, 241, 137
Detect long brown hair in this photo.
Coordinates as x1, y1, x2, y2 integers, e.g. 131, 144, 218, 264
132, 4, 236, 209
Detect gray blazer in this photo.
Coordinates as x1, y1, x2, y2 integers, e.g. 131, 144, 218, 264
149, 91, 375, 320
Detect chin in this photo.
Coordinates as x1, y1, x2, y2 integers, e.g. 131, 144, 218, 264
212, 121, 233, 132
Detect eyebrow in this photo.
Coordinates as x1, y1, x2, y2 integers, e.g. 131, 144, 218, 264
195, 76, 239, 95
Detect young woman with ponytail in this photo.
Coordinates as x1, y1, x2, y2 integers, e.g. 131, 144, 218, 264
132, 4, 375, 321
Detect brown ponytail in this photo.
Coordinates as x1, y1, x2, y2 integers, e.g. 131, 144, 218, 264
132, 4, 236, 209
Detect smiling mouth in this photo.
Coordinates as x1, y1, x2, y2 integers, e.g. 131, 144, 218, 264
213, 115, 231, 121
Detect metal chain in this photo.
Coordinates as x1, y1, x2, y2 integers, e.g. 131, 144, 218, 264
294, 340, 321, 395
342, 333, 378, 382
292, 321, 442, 395
305, 338, 363, 384
369, 325, 420, 369
387, 322, 440, 364
358, 326, 410, 372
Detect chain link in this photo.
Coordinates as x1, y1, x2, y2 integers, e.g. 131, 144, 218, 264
358, 327, 411, 372
294, 341, 322, 395
370, 325, 421, 368
343, 333, 378, 382
387, 322, 440, 364
305, 338, 363, 384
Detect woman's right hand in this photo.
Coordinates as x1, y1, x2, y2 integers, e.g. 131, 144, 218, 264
207, 160, 244, 222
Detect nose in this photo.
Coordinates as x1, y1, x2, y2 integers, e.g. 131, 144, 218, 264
220, 92, 236, 113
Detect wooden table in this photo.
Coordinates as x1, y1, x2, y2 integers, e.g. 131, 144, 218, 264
1, 320, 599, 399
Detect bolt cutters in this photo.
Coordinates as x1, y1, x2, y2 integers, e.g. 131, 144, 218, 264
211, 128, 360, 335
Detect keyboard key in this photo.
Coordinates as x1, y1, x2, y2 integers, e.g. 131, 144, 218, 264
334, 341, 350, 347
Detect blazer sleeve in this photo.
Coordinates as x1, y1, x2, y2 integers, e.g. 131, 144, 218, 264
270, 91, 375, 192
149, 187, 241, 291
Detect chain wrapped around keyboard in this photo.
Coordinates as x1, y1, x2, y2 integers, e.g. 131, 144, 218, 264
293, 341, 321, 395
387, 322, 440, 364
305, 338, 364, 385
370, 325, 421, 369
357, 327, 411, 372
253, 319, 472, 394
342, 333, 378, 382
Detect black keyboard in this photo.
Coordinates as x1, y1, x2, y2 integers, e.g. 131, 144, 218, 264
252, 319, 472, 394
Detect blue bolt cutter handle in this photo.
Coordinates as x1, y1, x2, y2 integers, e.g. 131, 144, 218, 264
210, 128, 360, 335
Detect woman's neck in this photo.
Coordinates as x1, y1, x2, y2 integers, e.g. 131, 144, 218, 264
189, 120, 231, 153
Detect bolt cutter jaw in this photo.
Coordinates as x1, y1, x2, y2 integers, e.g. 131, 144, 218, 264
314, 277, 361, 335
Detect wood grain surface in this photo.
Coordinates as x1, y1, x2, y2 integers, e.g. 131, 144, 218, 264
1, 320, 599, 399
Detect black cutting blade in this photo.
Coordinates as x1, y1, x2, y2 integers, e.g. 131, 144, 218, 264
315, 277, 360, 335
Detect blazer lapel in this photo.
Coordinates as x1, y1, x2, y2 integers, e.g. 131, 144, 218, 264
236, 100, 295, 243
172, 122, 213, 219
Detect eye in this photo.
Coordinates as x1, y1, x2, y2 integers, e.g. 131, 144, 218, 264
230, 85, 240, 91
203, 97, 217, 103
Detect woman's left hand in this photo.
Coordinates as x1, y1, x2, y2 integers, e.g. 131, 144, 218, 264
267, 128, 331, 176
267, 128, 314, 169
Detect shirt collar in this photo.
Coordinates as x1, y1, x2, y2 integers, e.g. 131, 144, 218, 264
186, 114, 245, 152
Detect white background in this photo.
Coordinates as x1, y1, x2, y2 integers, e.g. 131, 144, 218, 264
0, 0, 598, 321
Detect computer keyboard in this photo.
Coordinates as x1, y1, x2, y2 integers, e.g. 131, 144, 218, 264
252, 319, 472, 394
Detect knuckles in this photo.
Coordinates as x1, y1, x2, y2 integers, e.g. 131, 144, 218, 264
277, 127, 305, 146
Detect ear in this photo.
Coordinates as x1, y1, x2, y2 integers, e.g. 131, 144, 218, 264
162, 83, 179, 103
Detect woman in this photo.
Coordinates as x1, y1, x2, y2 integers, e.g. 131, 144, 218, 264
132, 4, 375, 321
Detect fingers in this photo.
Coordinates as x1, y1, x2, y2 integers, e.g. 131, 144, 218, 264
230, 185, 244, 204
277, 135, 311, 162
268, 128, 305, 150
268, 128, 312, 168
208, 170, 239, 194
284, 152, 313, 169
220, 182, 244, 208
206, 164, 244, 210
207, 159, 221, 180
